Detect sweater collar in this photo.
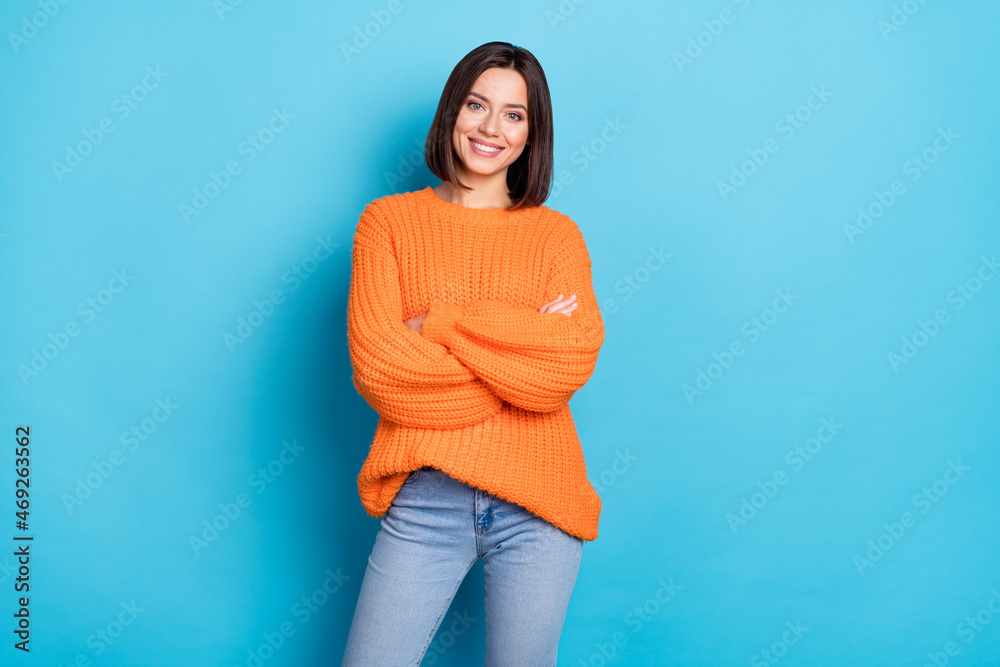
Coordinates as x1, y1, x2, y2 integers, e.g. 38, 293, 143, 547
418, 186, 529, 224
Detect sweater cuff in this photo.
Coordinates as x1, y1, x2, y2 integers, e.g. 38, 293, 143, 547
421, 301, 464, 346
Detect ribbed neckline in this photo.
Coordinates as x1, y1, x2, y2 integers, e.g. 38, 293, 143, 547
417, 185, 527, 224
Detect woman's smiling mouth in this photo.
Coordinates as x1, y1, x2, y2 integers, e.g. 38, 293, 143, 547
469, 137, 504, 157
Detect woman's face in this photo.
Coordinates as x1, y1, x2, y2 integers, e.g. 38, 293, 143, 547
450, 67, 530, 180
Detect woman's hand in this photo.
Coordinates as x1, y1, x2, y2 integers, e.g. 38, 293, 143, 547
538, 293, 578, 316
405, 294, 578, 335
404, 312, 427, 334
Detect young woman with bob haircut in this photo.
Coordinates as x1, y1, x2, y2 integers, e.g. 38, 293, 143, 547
342, 40, 605, 666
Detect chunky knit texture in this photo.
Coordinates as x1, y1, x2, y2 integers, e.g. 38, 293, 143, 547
346, 185, 605, 541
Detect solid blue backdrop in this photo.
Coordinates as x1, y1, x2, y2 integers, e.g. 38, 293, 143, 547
1, 1, 998, 664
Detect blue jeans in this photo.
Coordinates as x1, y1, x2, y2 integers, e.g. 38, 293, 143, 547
341, 466, 584, 666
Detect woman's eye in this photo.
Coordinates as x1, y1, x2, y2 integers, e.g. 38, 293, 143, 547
466, 102, 522, 121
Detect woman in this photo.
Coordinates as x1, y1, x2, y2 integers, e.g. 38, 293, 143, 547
342, 41, 605, 665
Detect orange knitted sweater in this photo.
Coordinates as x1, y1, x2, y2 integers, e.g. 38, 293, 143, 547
346, 185, 605, 542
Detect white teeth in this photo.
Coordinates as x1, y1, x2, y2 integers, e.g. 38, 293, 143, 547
471, 140, 501, 152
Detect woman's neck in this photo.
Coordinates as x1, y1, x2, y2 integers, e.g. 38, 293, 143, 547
433, 177, 512, 210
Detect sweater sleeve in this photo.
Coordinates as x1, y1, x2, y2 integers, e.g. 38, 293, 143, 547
420, 217, 605, 413
347, 202, 504, 429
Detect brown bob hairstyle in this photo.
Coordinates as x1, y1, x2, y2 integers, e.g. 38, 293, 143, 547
424, 41, 553, 211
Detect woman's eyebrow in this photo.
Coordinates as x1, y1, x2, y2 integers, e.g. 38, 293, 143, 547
468, 91, 527, 111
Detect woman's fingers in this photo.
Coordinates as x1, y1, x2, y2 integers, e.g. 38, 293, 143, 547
538, 295, 560, 312
538, 293, 578, 315
545, 293, 576, 307
543, 293, 564, 308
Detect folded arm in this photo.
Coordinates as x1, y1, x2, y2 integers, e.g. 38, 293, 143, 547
420, 220, 605, 413
347, 203, 503, 429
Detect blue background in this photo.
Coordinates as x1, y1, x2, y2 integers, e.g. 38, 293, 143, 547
2, 0, 999, 664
